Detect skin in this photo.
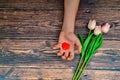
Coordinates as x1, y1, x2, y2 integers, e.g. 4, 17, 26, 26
53, 0, 81, 60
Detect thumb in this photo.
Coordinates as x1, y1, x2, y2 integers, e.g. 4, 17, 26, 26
75, 39, 82, 53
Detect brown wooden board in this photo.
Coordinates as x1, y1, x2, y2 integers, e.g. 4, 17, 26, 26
0, 9, 120, 40
0, 68, 120, 80
0, 0, 120, 80
0, 40, 120, 79
0, 40, 119, 68
0, 0, 120, 10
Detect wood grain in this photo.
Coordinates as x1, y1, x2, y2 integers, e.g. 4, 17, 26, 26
0, 40, 119, 68
82, 70, 120, 80
0, 0, 120, 10
0, 9, 120, 40
0, 0, 120, 80
0, 40, 119, 50
0, 68, 120, 80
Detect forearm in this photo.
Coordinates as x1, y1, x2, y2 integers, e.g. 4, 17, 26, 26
62, 0, 80, 33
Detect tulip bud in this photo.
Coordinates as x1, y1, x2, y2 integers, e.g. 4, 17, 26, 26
94, 26, 102, 35
88, 20, 96, 30
101, 23, 110, 33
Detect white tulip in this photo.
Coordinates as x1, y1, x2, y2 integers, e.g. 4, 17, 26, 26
94, 26, 102, 35
101, 23, 110, 33
88, 20, 96, 30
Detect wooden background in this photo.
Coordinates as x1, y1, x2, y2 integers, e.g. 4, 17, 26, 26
0, 0, 120, 80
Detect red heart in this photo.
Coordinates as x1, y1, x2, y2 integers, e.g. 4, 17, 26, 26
62, 42, 70, 50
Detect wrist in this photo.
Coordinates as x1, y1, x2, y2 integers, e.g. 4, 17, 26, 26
61, 29, 74, 35
62, 25, 74, 33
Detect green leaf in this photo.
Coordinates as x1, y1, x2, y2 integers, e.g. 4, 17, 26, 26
91, 34, 103, 54
77, 34, 84, 46
76, 34, 102, 79
94, 36, 103, 50
82, 33, 93, 60
82, 33, 93, 54
74, 33, 93, 80
84, 35, 98, 62
75, 35, 97, 79
73, 33, 104, 80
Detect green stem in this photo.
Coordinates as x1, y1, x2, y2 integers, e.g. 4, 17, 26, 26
88, 30, 91, 36
73, 34, 84, 80
75, 34, 102, 79
75, 39, 96, 79
79, 37, 103, 78
73, 33, 93, 80
78, 34, 103, 79
72, 52, 84, 80
78, 52, 95, 79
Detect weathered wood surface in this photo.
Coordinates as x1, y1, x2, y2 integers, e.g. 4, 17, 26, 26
0, 9, 120, 40
0, 0, 120, 80
0, 0, 120, 9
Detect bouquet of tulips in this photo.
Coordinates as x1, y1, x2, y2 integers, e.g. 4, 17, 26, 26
72, 20, 110, 80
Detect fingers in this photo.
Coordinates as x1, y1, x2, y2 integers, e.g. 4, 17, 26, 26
64, 51, 69, 58
67, 52, 74, 60
53, 43, 60, 49
58, 50, 74, 60
58, 51, 69, 60
53, 42, 75, 60
57, 50, 64, 56
61, 54, 66, 60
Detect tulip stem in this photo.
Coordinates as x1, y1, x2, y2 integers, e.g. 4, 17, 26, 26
88, 30, 91, 36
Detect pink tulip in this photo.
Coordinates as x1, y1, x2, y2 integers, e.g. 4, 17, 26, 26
88, 20, 96, 30
101, 23, 110, 33
94, 26, 102, 35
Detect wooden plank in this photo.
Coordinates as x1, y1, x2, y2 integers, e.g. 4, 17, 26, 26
0, 0, 120, 10
82, 70, 120, 80
80, 0, 120, 9
9, 68, 73, 80
0, 40, 119, 50
0, 0, 51, 3
0, 9, 120, 40
0, 68, 120, 80
0, 68, 73, 80
0, 50, 120, 69
0, 0, 63, 10
0, 0, 119, 80
0, 40, 119, 69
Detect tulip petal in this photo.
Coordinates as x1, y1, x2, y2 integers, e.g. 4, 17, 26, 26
94, 26, 102, 35
88, 20, 96, 30
102, 23, 110, 33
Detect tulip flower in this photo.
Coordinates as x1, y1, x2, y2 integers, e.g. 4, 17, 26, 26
88, 20, 96, 30
73, 20, 110, 80
94, 26, 102, 35
101, 23, 110, 33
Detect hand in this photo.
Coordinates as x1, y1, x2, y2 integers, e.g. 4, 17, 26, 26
53, 31, 82, 60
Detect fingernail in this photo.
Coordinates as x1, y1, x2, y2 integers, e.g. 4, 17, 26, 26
53, 47, 56, 49
79, 50, 81, 53
62, 56, 66, 60
67, 58, 72, 61
67, 57, 72, 60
